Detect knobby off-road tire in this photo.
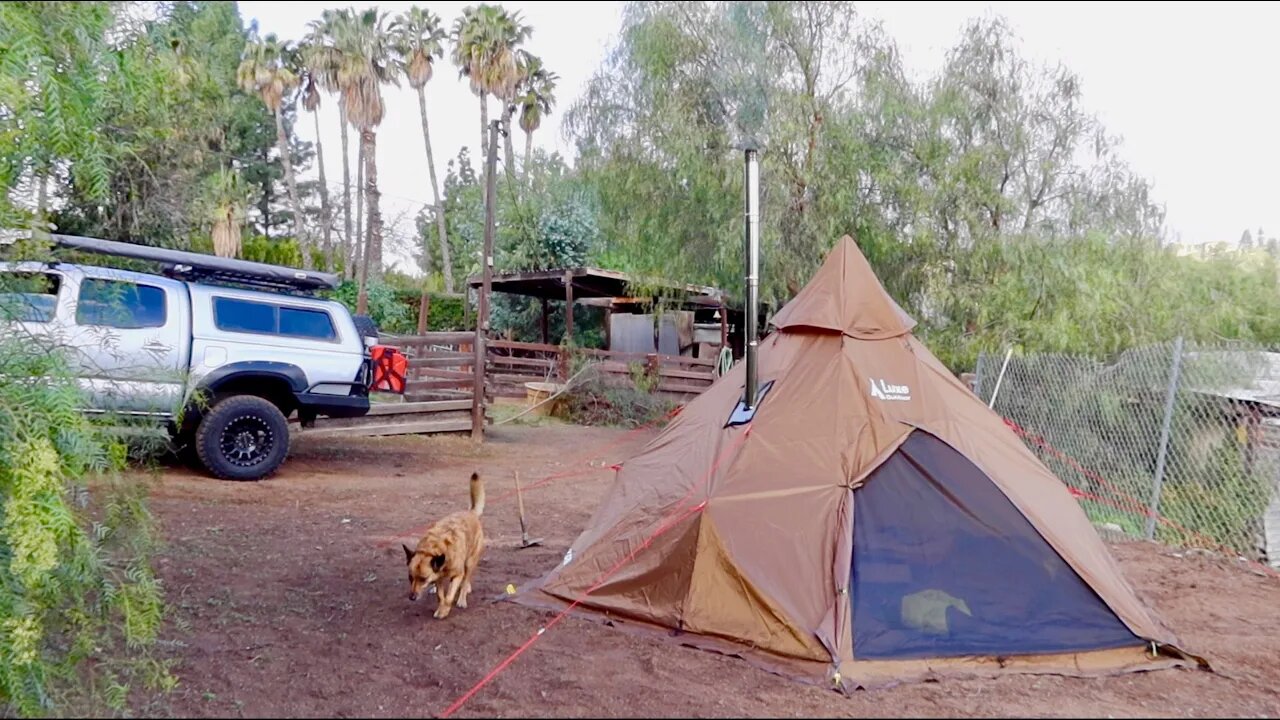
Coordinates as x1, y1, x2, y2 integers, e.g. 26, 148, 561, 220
195, 395, 290, 481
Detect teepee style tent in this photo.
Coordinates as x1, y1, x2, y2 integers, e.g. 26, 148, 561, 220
517, 235, 1207, 690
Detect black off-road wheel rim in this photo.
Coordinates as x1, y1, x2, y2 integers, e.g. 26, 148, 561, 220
219, 414, 275, 468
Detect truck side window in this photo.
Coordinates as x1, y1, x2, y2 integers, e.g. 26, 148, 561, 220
0, 272, 61, 323
213, 297, 276, 334
279, 307, 336, 340
213, 297, 336, 341
76, 278, 167, 329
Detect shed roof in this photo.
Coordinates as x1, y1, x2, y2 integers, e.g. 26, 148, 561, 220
466, 267, 729, 309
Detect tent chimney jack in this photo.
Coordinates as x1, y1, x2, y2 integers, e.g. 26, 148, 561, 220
743, 147, 761, 409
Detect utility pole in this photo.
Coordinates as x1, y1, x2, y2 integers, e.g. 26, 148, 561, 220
472, 118, 502, 439
479, 118, 501, 345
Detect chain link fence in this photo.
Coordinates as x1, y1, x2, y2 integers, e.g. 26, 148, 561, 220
974, 340, 1280, 567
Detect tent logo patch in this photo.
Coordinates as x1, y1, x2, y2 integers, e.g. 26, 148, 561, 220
870, 378, 911, 401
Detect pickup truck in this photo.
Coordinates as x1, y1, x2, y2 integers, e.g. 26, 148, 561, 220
0, 234, 380, 481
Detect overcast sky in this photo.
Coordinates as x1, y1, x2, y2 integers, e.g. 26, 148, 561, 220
238, 1, 1280, 272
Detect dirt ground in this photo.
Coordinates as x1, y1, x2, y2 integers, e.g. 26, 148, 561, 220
129, 420, 1280, 718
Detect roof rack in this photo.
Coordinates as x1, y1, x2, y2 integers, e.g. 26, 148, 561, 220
47, 233, 340, 293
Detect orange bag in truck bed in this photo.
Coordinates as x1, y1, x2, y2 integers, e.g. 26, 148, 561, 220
370, 345, 408, 393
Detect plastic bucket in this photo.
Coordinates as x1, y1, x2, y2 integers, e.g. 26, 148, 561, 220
524, 381, 562, 417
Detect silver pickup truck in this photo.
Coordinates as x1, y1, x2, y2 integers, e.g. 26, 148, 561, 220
0, 234, 377, 481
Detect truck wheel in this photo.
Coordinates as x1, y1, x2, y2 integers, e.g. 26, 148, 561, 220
195, 395, 290, 481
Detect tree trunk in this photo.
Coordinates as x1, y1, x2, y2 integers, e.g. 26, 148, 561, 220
356, 130, 371, 315
312, 108, 332, 269
339, 104, 353, 279
361, 127, 383, 298
416, 292, 431, 335
35, 171, 48, 221
354, 140, 364, 276
523, 128, 534, 194
479, 96, 489, 219
366, 129, 382, 281
259, 180, 272, 238
274, 108, 310, 269
502, 102, 516, 180
418, 85, 453, 294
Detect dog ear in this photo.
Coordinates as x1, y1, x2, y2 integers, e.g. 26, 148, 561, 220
430, 554, 446, 572
402, 544, 414, 564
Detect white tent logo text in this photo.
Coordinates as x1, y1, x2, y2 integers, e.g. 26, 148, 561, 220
870, 378, 911, 401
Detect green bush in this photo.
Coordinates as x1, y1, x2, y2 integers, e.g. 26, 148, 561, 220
388, 288, 469, 332
0, 336, 172, 716
239, 236, 302, 268
327, 280, 414, 334
559, 373, 677, 428
326, 281, 470, 336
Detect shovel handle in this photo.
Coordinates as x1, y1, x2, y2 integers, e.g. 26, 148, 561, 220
514, 471, 527, 516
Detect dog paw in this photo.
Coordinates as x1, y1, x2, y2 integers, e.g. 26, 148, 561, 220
433, 606, 451, 619
457, 597, 468, 609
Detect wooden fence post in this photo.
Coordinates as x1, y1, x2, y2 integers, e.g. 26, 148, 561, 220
416, 293, 431, 335
471, 329, 485, 440
563, 270, 575, 344
557, 347, 570, 384
646, 353, 659, 391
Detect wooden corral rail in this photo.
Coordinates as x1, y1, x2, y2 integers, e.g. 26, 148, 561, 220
487, 339, 718, 401
300, 329, 721, 439
297, 400, 474, 437
298, 331, 487, 439
487, 339, 561, 398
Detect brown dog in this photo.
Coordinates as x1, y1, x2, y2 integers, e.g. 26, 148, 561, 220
403, 472, 486, 619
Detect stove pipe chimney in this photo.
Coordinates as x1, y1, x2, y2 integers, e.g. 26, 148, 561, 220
743, 148, 760, 410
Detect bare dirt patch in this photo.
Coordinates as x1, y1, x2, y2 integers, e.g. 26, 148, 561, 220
128, 422, 1280, 718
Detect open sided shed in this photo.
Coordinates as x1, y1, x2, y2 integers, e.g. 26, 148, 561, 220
466, 267, 753, 357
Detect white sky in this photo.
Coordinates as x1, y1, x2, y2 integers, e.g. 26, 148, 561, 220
239, 0, 1280, 272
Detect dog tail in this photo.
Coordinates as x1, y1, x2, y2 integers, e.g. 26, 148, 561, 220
469, 471, 485, 517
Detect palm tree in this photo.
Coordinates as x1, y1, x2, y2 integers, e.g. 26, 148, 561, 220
296, 52, 333, 267
516, 53, 558, 192
206, 168, 250, 259
391, 5, 454, 294
237, 30, 309, 268
500, 50, 539, 182
336, 7, 397, 314
451, 5, 531, 193
303, 9, 351, 273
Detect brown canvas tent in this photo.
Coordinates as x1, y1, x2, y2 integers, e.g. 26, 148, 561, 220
517, 235, 1206, 690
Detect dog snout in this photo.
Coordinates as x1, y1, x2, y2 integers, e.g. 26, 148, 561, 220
409, 589, 419, 601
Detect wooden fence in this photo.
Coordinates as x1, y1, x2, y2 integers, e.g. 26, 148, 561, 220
486, 339, 717, 401
302, 331, 718, 440
303, 331, 486, 439
388, 332, 484, 404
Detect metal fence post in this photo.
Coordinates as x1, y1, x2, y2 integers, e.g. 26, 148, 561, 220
973, 352, 987, 400
988, 347, 1014, 409
1145, 336, 1184, 539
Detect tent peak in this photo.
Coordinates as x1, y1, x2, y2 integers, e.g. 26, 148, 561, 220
768, 235, 917, 339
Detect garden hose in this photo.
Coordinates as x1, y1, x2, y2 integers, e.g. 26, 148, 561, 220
716, 346, 734, 377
